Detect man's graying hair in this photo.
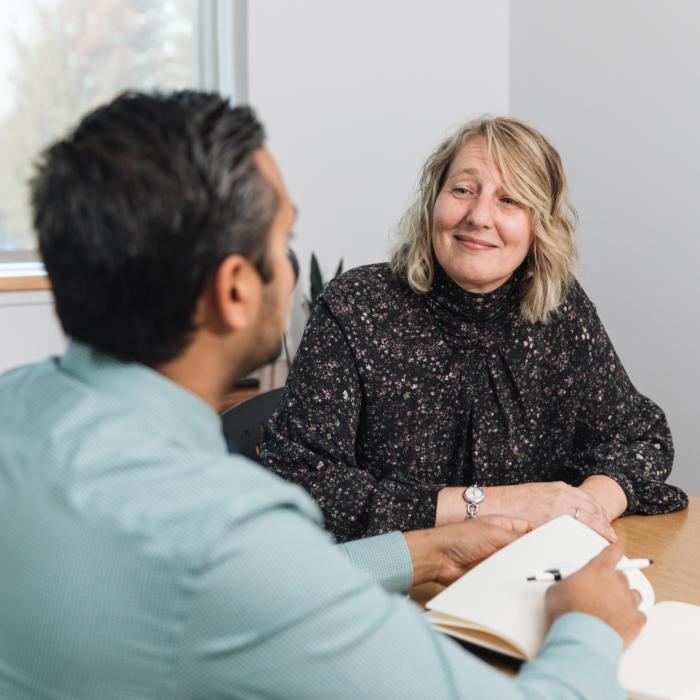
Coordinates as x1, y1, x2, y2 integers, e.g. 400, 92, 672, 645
32, 90, 278, 366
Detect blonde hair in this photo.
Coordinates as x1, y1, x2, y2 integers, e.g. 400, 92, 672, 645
390, 116, 577, 323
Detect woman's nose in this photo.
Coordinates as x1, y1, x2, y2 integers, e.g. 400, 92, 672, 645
465, 195, 493, 229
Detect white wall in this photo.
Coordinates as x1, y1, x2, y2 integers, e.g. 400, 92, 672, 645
0, 291, 65, 372
510, 0, 700, 495
1, 0, 510, 368
6, 2, 694, 498
1, 1, 509, 366
247, 0, 510, 346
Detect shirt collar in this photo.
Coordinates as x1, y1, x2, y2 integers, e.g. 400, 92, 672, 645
428, 261, 521, 323
422, 262, 523, 351
59, 341, 227, 453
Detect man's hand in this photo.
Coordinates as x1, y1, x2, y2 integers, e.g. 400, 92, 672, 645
545, 543, 646, 648
404, 515, 532, 587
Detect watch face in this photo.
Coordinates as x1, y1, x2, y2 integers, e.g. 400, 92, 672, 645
464, 486, 485, 504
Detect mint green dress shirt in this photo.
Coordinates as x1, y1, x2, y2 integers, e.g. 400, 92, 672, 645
0, 342, 625, 699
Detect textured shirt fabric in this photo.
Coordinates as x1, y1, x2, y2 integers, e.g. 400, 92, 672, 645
261, 263, 687, 543
0, 341, 628, 699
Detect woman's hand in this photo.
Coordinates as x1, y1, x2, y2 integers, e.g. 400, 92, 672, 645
404, 515, 532, 587
437, 481, 618, 542
485, 482, 617, 541
578, 474, 628, 519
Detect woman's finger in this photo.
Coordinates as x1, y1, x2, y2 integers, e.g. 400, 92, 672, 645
571, 489, 613, 524
574, 486, 617, 522
579, 510, 617, 542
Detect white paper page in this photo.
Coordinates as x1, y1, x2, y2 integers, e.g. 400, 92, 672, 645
426, 515, 654, 659
620, 601, 700, 700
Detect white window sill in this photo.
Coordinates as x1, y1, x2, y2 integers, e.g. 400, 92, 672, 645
0, 262, 49, 292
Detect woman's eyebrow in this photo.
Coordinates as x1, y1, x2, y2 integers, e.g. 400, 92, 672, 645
446, 167, 481, 182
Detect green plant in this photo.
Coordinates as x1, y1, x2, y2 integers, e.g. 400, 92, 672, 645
303, 253, 343, 311
281, 253, 343, 369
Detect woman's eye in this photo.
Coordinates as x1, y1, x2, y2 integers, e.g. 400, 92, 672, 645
453, 186, 472, 195
500, 196, 518, 206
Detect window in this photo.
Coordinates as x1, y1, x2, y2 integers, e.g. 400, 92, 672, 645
0, 0, 247, 275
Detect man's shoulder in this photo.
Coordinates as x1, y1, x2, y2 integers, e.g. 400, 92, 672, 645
0, 355, 58, 395
197, 454, 323, 533
0, 357, 322, 562
78, 446, 324, 562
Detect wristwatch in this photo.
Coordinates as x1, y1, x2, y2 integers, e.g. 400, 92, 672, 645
463, 484, 485, 519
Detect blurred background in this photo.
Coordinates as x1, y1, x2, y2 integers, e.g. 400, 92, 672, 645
0, 0, 697, 494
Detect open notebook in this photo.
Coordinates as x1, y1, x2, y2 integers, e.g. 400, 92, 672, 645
425, 516, 700, 700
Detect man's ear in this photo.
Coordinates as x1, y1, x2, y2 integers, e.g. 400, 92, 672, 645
207, 254, 263, 333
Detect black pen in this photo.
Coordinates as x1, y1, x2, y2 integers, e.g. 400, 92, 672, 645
526, 558, 653, 581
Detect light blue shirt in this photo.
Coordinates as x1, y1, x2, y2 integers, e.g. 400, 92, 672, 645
0, 342, 625, 699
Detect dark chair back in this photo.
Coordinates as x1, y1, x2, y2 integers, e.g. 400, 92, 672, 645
221, 387, 284, 461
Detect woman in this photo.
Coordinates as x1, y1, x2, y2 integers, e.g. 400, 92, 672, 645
260, 116, 687, 543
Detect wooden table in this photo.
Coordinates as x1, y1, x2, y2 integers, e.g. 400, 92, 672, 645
615, 496, 700, 606
412, 497, 700, 672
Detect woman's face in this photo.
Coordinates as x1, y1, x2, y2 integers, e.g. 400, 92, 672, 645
431, 137, 533, 294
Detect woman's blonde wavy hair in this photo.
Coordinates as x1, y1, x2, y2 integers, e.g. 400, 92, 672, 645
390, 116, 577, 323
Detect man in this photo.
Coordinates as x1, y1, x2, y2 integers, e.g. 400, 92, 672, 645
0, 91, 643, 698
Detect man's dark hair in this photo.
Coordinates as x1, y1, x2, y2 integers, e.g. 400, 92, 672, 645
31, 90, 278, 366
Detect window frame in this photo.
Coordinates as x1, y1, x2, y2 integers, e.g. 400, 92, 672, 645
0, 0, 248, 288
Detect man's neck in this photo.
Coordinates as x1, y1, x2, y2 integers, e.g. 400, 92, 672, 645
155, 337, 245, 411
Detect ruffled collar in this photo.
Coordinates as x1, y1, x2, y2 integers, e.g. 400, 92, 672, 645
424, 263, 521, 347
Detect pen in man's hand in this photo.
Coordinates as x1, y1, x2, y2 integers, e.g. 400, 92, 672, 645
526, 558, 653, 582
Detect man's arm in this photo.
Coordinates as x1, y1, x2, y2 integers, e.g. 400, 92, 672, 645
339, 515, 531, 593
177, 505, 627, 699
339, 530, 414, 593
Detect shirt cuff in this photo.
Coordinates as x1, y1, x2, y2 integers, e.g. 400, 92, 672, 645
338, 531, 413, 593
545, 611, 623, 660
517, 612, 625, 698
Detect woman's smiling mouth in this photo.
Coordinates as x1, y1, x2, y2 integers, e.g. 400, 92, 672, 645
454, 233, 499, 251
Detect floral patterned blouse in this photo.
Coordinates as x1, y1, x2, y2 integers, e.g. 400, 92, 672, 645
260, 263, 687, 542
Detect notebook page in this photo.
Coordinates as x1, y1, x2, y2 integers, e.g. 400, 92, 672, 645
620, 601, 700, 700
426, 515, 654, 659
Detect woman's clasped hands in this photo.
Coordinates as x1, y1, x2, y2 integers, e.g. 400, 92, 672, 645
437, 475, 627, 542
